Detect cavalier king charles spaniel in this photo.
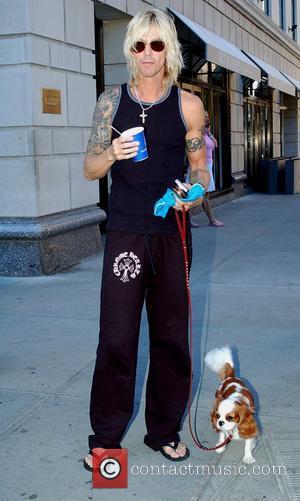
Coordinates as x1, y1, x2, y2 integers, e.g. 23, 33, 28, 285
205, 346, 258, 464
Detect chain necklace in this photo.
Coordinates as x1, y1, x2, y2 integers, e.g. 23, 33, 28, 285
134, 85, 164, 124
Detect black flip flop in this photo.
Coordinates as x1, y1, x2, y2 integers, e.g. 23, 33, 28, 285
83, 447, 123, 472
159, 441, 190, 462
83, 449, 94, 472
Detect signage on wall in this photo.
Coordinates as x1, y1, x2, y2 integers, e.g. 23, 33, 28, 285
42, 88, 61, 114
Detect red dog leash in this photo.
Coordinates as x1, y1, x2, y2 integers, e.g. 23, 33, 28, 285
175, 208, 233, 451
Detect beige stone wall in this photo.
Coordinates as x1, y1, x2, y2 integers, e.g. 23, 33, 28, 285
2, 0, 299, 221
103, 0, 300, 173
230, 74, 244, 174
103, 19, 129, 89
282, 93, 300, 158
0, 0, 99, 218
273, 90, 281, 157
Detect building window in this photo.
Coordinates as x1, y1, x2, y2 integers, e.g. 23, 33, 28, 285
280, 0, 285, 30
262, 0, 270, 16
243, 77, 271, 100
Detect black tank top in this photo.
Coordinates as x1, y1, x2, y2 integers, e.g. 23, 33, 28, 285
107, 83, 187, 234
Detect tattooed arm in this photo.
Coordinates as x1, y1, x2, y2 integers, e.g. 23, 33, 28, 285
83, 87, 118, 180
171, 91, 210, 212
181, 91, 210, 190
83, 86, 139, 180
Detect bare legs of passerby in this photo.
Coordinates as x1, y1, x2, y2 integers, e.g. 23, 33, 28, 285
190, 194, 224, 228
202, 195, 224, 226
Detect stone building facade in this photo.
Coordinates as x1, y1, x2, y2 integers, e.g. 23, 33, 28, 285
0, 0, 299, 275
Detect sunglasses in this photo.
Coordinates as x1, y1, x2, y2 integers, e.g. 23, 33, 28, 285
131, 40, 165, 53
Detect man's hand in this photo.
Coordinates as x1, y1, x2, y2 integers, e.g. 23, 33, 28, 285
109, 136, 139, 161
173, 183, 203, 212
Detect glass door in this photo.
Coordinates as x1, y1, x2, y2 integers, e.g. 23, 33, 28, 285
244, 100, 271, 186
180, 83, 231, 191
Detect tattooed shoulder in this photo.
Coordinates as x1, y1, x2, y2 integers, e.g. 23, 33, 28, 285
86, 86, 121, 156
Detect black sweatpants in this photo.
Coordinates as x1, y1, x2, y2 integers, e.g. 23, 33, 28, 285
88, 230, 192, 451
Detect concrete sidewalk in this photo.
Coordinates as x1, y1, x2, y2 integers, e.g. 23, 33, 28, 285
0, 193, 299, 501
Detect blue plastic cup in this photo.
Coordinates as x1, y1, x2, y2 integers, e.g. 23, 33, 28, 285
121, 126, 148, 162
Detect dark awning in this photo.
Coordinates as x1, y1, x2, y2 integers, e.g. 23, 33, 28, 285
169, 8, 261, 81
281, 72, 300, 93
243, 52, 296, 96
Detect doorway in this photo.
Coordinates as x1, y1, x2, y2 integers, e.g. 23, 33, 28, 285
243, 100, 272, 186
93, 1, 130, 232
179, 81, 231, 191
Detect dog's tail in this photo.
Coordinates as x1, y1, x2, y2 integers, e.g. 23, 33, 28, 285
204, 346, 235, 380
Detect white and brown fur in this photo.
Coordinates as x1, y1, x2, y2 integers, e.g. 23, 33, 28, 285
205, 346, 258, 464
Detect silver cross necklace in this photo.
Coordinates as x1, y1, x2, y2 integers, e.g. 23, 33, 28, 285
134, 85, 164, 124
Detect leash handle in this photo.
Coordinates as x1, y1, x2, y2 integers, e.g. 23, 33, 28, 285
174, 208, 233, 451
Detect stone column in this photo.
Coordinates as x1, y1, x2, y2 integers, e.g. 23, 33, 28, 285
230, 73, 247, 193
272, 90, 281, 157
0, 0, 105, 276
282, 93, 299, 157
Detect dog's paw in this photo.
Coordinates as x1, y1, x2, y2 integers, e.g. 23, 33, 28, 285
215, 446, 226, 454
243, 455, 255, 464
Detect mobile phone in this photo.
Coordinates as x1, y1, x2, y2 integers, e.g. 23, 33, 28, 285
174, 179, 189, 198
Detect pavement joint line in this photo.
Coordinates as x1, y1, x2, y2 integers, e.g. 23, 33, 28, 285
2, 337, 63, 345
2, 385, 298, 418
193, 436, 267, 501
193, 435, 291, 501
0, 360, 96, 401
1, 336, 97, 345
0, 395, 49, 438
0, 311, 99, 322
53, 359, 96, 395
264, 433, 299, 501
0, 386, 90, 399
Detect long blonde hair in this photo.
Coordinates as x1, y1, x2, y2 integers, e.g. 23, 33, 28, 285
123, 9, 183, 89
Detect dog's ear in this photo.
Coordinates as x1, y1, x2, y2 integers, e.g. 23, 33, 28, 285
210, 397, 222, 431
215, 388, 222, 399
237, 403, 258, 438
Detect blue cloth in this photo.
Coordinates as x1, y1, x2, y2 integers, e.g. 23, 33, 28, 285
154, 183, 206, 218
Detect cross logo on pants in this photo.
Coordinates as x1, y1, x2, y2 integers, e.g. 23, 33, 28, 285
113, 251, 141, 282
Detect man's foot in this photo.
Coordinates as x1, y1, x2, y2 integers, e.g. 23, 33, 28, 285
208, 219, 224, 227
83, 451, 94, 472
83, 449, 106, 472
159, 441, 190, 462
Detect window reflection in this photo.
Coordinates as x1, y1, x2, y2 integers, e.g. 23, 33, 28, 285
243, 77, 271, 100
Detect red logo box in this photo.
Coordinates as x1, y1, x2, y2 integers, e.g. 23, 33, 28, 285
92, 448, 128, 489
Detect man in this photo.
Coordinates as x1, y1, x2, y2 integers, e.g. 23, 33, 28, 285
83, 8, 210, 469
